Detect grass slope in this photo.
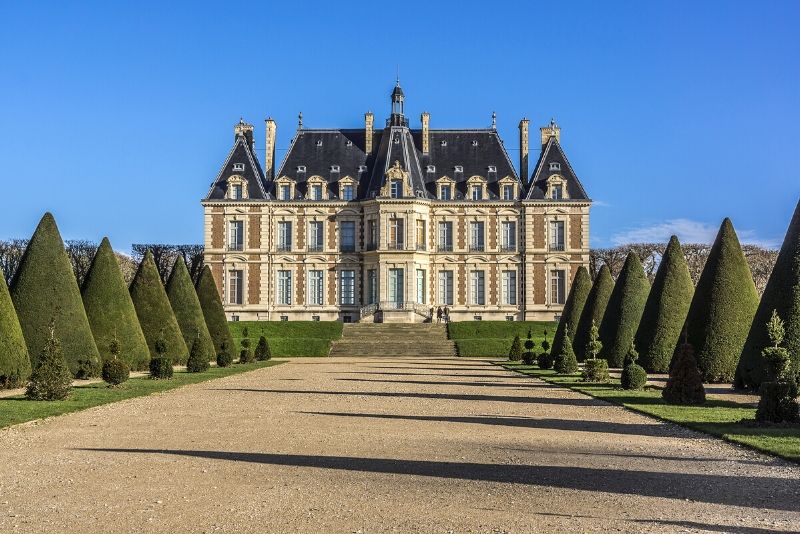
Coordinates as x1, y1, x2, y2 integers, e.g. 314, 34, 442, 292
448, 321, 556, 357
228, 321, 343, 357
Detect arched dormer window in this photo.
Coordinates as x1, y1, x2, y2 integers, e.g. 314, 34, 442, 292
546, 174, 568, 200
436, 175, 455, 200
275, 176, 296, 201
306, 175, 327, 201
226, 175, 248, 200
498, 176, 518, 201
466, 175, 487, 201
338, 175, 356, 201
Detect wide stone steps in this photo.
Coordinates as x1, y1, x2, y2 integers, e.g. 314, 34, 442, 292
328, 323, 456, 357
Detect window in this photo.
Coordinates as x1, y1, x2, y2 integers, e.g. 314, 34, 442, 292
310, 184, 323, 200
427, 165, 436, 173
501, 221, 517, 251
470, 221, 485, 252
549, 162, 561, 171
340, 221, 356, 252
389, 218, 404, 249
550, 220, 565, 251
552, 184, 563, 200
342, 184, 354, 201
367, 269, 377, 304
309, 270, 324, 305
438, 221, 453, 252
502, 270, 517, 305
233, 163, 245, 171
228, 221, 244, 251
472, 140, 478, 146
277, 221, 292, 251
551, 270, 566, 304
277, 270, 292, 305
471, 185, 482, 200
229, 270, 243, 304
438, 270, 453, 305
416, 219, 426, 250
454, 165, 463, 173
330, 165, 340, 172
308, 221, 324, 252
280, 185, 291, 200
416, 269, 426, 304
440, 140, 447, 147
316, 140, 323, 147
296, 165, 306, 172
440, 184, 452, 200
470, 270, 485, 305
358, 165, 368, 172
502, 184, 514, 200
340, 270, 355, 305
390, 180, 402, 198
231, 184, 243, 200
280, 315, 288, 321
231, 315, 240, 322
488, 165, 497, 173
366, 219, 377, 250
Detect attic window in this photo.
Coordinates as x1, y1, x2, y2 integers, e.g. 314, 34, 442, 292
426, 165, 435, 173
330, 165, 340, 172
358, 165, 368, 172
549, 162, 561, 171
440, 140, 447, 147
346, 140, 353, 147
487, 165, 497, 173
233, 163, 245, 171
297, 165, 306, 173
454, 165, 463, 173
316, 140, 323, 147
394, 136, 400, 144
472, 140, 478, 147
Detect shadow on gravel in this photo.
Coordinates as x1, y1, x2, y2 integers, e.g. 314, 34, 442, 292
76, 448, 800, 512
537, 513, 782, 533
299, 411, 673, 437
325, 372, 544, 381
362, 366, 500, 372
209, 388, 602, 407
499, 447, 778, 466
335, 378, 540, 388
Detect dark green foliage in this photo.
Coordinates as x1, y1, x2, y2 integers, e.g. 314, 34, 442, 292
254, 336, 272, 361
754, 311, 799, 423
166, 260, 215, 368
522, 330, 536, 364
26, 325, 72, 400
598, 253, 651, 368
239, 348, 255, 364
585, 321, 603, 360
242, 327, 249, 338
581, 358, 610, 383
554, 329, 579, 374
129, 251, 188, 364
101, 338, 130, 386
149, 357, 173, 379
635, 236, 694, 373
540, 330, 550, 354
537, 352, 554, 369
82, 238, 150, 371
738, 201, 800, 389
551, 266, 592, 359
186, 336, 211, 373
681, 218, 759, 382
216, 340, 233, 368
228, 320, 344, 357
663, 342, 706, 405
508, 335, 523, 361
0, 275, 30, 388
573, 265, 614, 361
621, 344, 647, 390
195, 266, 235, 357
11, 213, 100, 377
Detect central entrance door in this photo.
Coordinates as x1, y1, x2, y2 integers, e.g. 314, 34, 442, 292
388, 268, 404, 308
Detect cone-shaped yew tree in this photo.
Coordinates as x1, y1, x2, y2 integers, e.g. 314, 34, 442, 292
82, 237, 150, 370
11, 213, 100, 377
573, 265, 614, 361
551, 266, 592, 359
129, 250, 188, 364
737, 200, 800, 388
635, 236, 694, 373
680, 218, 758, 382
166, 260, 215, 365
598, 252, 651, 367
195, 265, 234, 356
0, 274, 31, 388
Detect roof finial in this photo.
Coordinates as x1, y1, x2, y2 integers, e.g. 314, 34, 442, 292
491, 111, 497, 129
298, 111, 303, 129
550, 117, 556, 128
396, 65, 400, 86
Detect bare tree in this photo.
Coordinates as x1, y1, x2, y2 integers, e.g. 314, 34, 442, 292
115, 251, 138, 286
0, 239, 28, 286
64, 240, 99, 287
131, 244, 204, 284
742, 244, 778, 296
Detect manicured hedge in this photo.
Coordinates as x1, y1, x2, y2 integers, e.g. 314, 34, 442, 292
0, 275, 30, 388
573, 265, 614, 361
195, 265, 235, 357
166, 260, 214, 365
551, 266, 592, 359
228, 321, 343, 357
448, 321, 555, 357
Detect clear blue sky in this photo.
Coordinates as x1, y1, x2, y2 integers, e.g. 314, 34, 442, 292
1, 1, 798, 251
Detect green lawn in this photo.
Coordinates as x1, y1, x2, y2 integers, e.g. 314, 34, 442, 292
0, 360, 283, 429
501, 362, 800, 463
228, 321, 343, 357
448, 321, 556, 357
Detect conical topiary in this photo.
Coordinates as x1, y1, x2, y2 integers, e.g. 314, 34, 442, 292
195, 265, 235, 357
635, 236, 694, 373
130, 251, 188, 364
680, 218, 759, 382
11, 213, 100, 377
26, 322, 73, 401
573, 265, 614, 361
0, 275, 31, 388
737, 200, 800, 389
254, 336, 272, 361
663, 341, 706, 405
508, 334, 523, 361
551, 266, 592, 359
598, 253, 651, 368
554, 326, 579, 374
186, 334, 211, 373
82, 238, 150, 371
166, 260, 215, 367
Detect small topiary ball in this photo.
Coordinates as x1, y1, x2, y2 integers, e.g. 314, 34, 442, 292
149, 357, 173, 379
239, 348, 254, 364
522, 351, 536, 365
621, 363, 647, 390
537, 352, 554, 370
102, 358, 130, 387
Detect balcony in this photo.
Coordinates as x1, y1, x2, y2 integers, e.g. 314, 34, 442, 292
416, 243, 427, 251
227, 243, 244, 252
500, 245, 517, 253
387, 241, 405, 250
549, 243, 566, 252
276, 244, 292, 252
340, 244, 356, 253
308, 244, 324, 252
438, 244, 453, 253
469, 244, 485, 253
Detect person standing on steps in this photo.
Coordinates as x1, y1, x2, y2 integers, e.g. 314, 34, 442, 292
436, 306, 443, 324
443, 306, 450, 324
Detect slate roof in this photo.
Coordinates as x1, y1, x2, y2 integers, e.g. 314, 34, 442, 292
205, 133, 269, 200
525, 136, 590, 201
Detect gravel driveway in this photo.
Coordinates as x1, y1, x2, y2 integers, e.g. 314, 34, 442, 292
1, 357, 799, 533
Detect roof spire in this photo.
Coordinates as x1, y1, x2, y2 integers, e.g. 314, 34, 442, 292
491, 111, 497, 129
298, 111, 303, 130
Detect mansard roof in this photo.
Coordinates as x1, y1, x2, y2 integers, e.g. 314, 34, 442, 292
205, 133, 269, 200
525, 136, 590, 201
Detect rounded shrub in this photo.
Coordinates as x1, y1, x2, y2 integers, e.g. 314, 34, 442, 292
187, 336, 211, 373
551, 266, 592, 359
663, 341, 706, 405
149, 357, 173, 380
621, 364, 647, 390
537, 352, 554, 370
254, 336, 272, 361
26, 325, 73, 401
573, 265, 614, 361
102, 358, 130, 386
522, 330, 536, 365
508, 335, 523, 361
581, 358, 610, 383
216, 340, 233, 368
239, 348, 255, 364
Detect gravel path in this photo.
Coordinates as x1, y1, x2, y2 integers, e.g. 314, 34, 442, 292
1, 357, 799, 533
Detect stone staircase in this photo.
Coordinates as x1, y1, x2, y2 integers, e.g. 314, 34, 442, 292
328, 323, 457, 358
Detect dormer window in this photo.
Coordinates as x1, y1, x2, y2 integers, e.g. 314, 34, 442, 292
226, 175, 248, 200
454, 165, 463, 173
233, 163, 245, 172
330, 165, 340, 172
427, 165, 436, 173
231, 184, 243, 200
346, 140, 353, 147
311, 184, 323, 200
342, 184, 354, 201
502, 185, 514, 200
487, 165, 497, 173
280, 185, 291, 200
390, 180, 402, 198
440, 184, 452, 200
394, 136, 400, 144
440, 140, 447, 147
297, 165, 306, 173
471, 185, 482, 200
549, 162, 561, 171
358, 165, 367, 172
472, 140, 479, 147
316, 140, 323, 147
552, 185, 563, 200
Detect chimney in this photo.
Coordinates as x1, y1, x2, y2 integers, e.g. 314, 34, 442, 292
365, 111, 374, 154
518, 118, 529, 181
234, 118, 254, 147
264, 117, 277, 180
421, 112, 430, 155
540, 118, 561, 149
